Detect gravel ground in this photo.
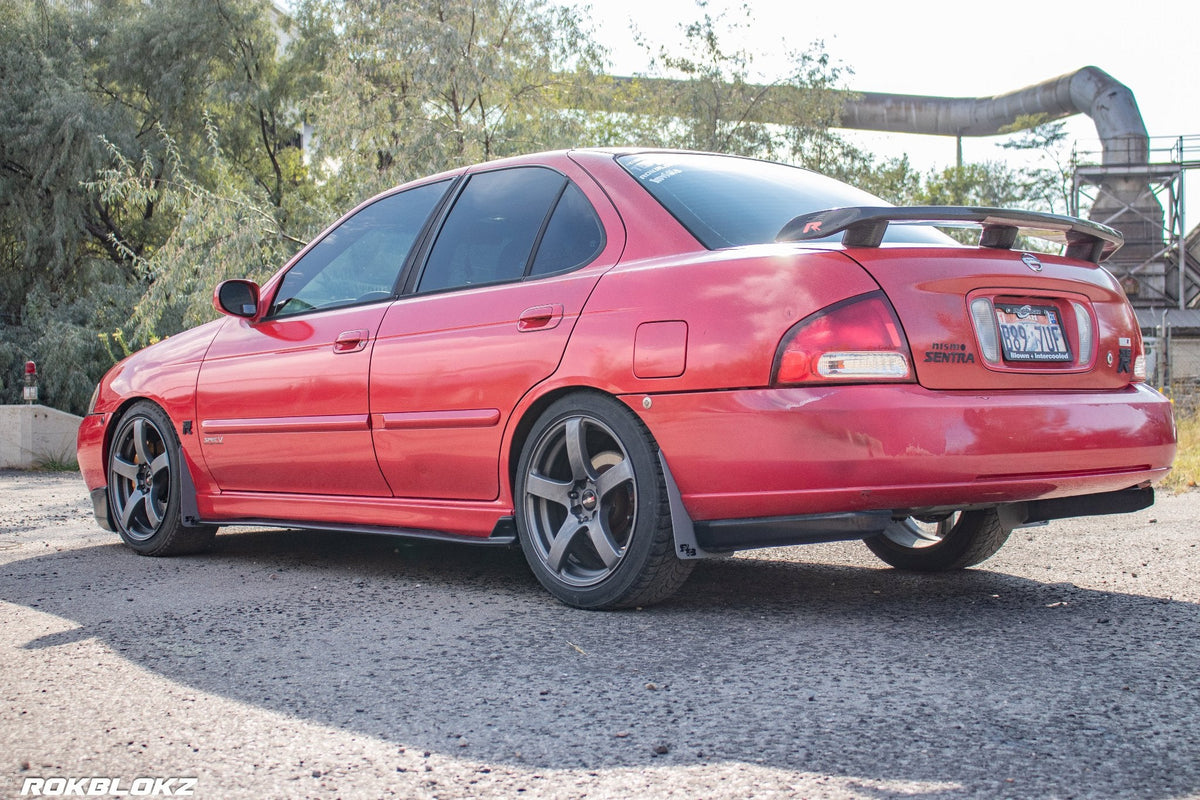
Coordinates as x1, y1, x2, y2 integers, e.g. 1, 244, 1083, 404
0, 469, 1197, 800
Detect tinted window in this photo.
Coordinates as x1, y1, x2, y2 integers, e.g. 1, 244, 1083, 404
618, 152, 953, 249
418, 167, 565, 293
271, 180, 448, 317
530, 181, 605, 276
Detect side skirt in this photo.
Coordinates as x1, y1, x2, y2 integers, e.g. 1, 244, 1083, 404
190, 517, 518, 546
194, 491, 512, 539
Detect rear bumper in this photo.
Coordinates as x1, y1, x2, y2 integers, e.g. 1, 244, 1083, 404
683, 486, 1156, 553
630, 383, 1176, 522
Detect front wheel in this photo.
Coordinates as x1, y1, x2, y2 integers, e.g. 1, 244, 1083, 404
514, 393, 693, 609
863, 509, 1012, 571
107, 401, 216, 556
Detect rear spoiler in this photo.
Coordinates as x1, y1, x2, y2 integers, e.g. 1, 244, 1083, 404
776, 206, 1123, 263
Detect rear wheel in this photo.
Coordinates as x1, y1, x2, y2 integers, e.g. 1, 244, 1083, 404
863, 509, 1012, 571
107, 401, 216, 556
515, 393, 693, 609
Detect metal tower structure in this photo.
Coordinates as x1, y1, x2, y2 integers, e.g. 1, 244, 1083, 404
1071, 135, 1200, 310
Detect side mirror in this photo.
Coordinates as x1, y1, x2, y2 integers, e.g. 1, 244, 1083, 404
213, 280, 260, 319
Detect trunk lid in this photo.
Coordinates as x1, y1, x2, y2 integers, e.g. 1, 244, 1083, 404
845, 247, 1143, 391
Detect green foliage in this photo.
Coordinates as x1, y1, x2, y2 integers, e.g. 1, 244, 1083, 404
0, 275, 142, 414
620, 2, 856, 164
1, 0, 314, 412
90, 127, 304, 343
1, 0, 1072, 415
0, 0, 128, 315
298, 0, 607, 198
916, 162, 1028, 207
847, 151, 1068, 249
999, 117, 1076, 215
31, 453, 81, 473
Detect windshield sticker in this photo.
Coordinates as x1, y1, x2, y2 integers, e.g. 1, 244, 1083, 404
637, 163, 682, 184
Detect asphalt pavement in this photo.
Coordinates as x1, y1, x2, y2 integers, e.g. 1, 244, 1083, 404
1, 470, 1197, 799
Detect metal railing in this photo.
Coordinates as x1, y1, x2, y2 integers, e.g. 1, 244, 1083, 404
1072, 135, 1200, 310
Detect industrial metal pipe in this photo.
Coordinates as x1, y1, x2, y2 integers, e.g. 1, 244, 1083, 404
581, 66, 1163, 287
838, 68, 1165, 296
838, 66, 1149, 167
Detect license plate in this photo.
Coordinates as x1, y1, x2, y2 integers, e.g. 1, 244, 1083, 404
995, 304, 1071, 362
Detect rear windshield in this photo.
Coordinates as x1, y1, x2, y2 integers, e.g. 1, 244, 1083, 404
618, 152, 953, 250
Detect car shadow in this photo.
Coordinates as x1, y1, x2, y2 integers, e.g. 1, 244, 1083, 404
2, 526, 1196, 798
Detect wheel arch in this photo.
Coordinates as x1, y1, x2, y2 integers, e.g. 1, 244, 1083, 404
101, 395, 207, 532
507, 387, 695, 608
505, 385, 620, 496
104, 397, 217, 553
100, 396, 157, 481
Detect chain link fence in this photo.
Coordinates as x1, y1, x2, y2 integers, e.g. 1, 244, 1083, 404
1146, 330, 1200, 416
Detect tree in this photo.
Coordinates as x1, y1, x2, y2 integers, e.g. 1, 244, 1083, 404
999, 115, 1076, 215
90, 128, 304, 343
612, 1, 856, 165
0, 1, 124, 313
838, 154, 924, 205
297, 0, 607, 200
1, 0, 1072, 414
104, 0, 617, 343
0, 0, 311, 412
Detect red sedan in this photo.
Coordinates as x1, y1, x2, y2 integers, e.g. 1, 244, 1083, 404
77, 149, 1177, 609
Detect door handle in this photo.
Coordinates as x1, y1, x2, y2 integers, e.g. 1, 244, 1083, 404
333, 329, 370, 353
517, 304, 564, 332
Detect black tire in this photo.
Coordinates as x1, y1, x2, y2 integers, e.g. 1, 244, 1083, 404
863, 509, 1012, 571
107, 401, 216, 556
514, 393, 693, 609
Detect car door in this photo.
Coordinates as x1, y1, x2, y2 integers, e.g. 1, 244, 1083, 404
369, 161, 624, 501
195, 179, 452, 496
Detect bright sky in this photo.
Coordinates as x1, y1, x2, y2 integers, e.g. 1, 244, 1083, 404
575, 0, 1200, 226
579, 0, 1198, 147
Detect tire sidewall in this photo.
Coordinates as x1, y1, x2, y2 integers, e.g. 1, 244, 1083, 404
865, 509, 1009, 571
108, 401, 185, 555
515, 393, 664, 609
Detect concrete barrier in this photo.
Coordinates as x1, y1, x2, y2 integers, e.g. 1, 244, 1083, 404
0, 405, 83, 469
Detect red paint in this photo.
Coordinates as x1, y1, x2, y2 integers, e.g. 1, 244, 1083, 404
195, 305, 392, 497
634, 321, 688, 379
76, 149, 1177, 545
630, 384, 1174, 520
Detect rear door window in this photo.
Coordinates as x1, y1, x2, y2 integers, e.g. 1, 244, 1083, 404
416, 167, 605, 293
530, 181, 605, 276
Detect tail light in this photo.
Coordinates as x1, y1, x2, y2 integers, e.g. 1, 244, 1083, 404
772, 292, 913, 385
969, 298, 1001, 363
1071, 302, 1094, 367
1130, 332, 1148, 382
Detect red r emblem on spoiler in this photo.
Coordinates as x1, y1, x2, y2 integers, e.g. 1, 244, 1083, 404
803, 221, 822, 233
